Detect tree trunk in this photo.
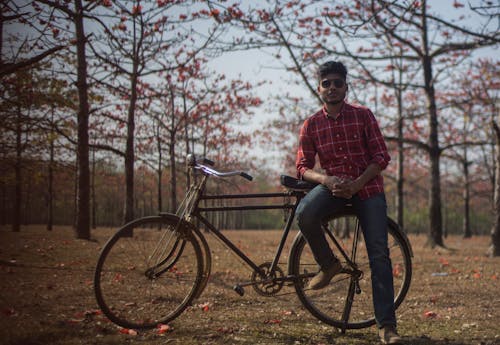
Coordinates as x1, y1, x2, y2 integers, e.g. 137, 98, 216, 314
74, 0, 90, 240
47, 113, 54, 231
13, 105, 22, 232
124, 72, 138, 223
169, 141, 177, 213
168, 87, 177, 214
489, 121, 500, 257
463, 144, 471, 238
157, 125, 163, 213
91, 148, 97, 229
421, 0, 443, 247
396, 87, 404, 231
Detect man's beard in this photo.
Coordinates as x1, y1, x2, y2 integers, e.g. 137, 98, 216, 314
321, 91, 346, 105
325, 98, 344, 105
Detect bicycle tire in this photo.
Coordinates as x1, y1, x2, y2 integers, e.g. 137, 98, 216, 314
158, 213, 212, 300
94, 216, 204, 329
288, 213, 412, 329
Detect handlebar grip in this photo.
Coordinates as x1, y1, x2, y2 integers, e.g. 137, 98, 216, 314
240, 172, 253, 181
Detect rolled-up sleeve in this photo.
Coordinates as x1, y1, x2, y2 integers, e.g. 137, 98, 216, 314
365, 109, 390, 170
296, 119, 316, 179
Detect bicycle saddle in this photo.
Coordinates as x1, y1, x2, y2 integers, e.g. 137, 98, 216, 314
280, 175, 318, 191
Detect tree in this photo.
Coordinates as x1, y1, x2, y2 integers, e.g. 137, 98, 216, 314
88, 0, 224, 222
214, 0, 499, 247
141, 58, 262, 212
0, 66, 73, 231
30, 0, 99, 239
491, 121, 500, 256
0, 1, 66, 78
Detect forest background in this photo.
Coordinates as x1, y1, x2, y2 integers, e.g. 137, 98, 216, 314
1, 0, 499, 251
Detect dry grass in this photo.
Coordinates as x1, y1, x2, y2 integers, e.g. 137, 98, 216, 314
0, 225, 499, 345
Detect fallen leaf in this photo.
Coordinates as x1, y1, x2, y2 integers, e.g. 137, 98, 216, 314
157, 324, 172, 334
438, 257, 449, 267
393, 263, 402, 278
199, 302, 210, 312
119, 328, 138, 335
423, 311, 438, 319
264, 319, 282, 325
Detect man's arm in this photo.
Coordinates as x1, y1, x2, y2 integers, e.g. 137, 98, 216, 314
303, 170, 344, 191
333, 163, 381, 199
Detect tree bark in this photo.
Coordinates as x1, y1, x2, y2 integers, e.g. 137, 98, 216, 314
91, 148, 96, 229
156, 121, 163, 213
169, 141, 177, 213
489, 121, 500, 257
396, 86, 404, 231
13, 105, 22, 232
462, 145, 471, 238
47, 108, 54, 231
124, 71, 137, 223
421, 1, 443, 247
74, 0, 90, 240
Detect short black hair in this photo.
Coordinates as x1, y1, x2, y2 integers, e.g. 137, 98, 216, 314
317, 61, 347, 80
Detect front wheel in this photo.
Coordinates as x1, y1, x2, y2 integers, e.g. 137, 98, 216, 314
94, 216, 204, 329
289, 214, 412, 329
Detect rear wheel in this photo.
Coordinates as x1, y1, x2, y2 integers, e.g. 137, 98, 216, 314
94, 216, 203, 329
289, 213, 412, 329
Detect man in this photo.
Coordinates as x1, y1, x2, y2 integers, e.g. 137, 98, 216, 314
295, 61, 402, 345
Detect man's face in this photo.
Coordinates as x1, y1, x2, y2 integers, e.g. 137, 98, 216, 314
318, 73, 347, 105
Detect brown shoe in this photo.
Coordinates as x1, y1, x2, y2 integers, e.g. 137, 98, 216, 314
379, 325, 402, 344
307, 260, 342, 290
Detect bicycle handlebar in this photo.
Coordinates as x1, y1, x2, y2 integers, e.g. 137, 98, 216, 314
186, 154, 253, 181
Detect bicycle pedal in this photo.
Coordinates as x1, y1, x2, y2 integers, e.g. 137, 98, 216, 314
233, 285, 245, 296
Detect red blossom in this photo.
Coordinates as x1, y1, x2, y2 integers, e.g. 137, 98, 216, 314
132, 5, 142, 15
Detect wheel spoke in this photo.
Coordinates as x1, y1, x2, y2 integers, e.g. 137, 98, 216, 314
291, 213, 412, 330
94, 216, 203, 329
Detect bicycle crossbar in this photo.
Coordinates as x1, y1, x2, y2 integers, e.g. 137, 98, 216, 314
199, 192, 295, 212
198, 205, 294, 212
201, 192, 291, 199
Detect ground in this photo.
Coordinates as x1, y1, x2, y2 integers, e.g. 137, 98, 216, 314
0, 225, 499, 345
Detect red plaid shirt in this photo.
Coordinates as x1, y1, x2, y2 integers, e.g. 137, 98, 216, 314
296, 102, 390, 200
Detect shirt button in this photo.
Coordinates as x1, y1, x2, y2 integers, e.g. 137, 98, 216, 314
344, 156, 348, 159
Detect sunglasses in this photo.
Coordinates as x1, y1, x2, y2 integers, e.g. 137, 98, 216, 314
320, 78, 345, 89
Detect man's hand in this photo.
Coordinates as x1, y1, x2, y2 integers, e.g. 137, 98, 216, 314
331, 178, 362, 199
322, 175, 344, 191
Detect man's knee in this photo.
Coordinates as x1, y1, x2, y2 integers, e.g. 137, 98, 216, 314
296, 202, 319, 231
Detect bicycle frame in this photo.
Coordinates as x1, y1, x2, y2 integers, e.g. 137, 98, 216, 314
181, 171, 362, 288
194, 184, 305, 279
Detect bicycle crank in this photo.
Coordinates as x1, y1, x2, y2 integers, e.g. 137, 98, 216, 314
232, 262, 286, 297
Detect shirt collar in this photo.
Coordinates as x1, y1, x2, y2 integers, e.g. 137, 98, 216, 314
322, 102, 346, 120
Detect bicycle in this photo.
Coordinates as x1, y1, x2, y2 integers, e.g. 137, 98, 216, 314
94, 154, 412, 333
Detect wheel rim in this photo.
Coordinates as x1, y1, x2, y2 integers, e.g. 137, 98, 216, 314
292, 214, 411, 329
94, 217, 203, 329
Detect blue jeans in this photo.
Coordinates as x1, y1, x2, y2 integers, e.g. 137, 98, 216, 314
296, 184, 396, 328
